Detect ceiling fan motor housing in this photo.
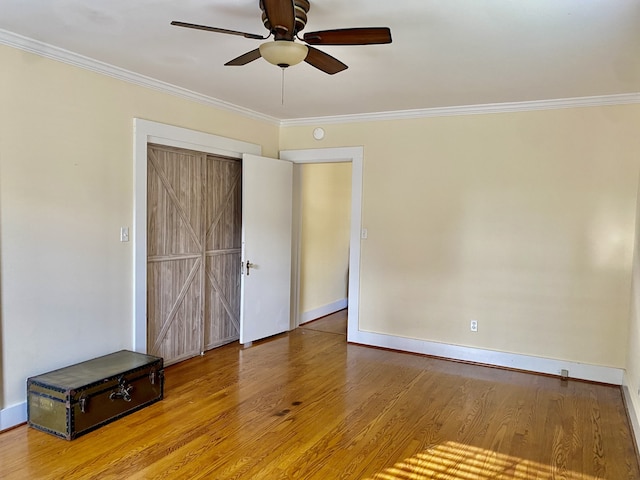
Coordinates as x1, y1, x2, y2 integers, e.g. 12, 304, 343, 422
261, 0, 310, 35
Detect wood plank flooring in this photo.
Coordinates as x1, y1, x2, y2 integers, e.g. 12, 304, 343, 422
1, 310, 638, 479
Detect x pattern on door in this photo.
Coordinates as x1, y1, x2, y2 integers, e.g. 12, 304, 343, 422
147, 145, 241, 365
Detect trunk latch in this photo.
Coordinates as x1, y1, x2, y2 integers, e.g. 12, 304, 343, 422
109, 376, 134, 402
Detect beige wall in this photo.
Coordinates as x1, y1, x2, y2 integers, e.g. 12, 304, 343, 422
299, 163, 351, 318
281, 105, 640, 369
0, 44, 279, 408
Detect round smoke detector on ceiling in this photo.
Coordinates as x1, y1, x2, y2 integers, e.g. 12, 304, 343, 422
313, 128, 325, 140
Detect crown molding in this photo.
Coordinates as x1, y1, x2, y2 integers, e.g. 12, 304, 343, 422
280, 93, 640, 126
0, 28, 280, 126
2, 28, 638, 128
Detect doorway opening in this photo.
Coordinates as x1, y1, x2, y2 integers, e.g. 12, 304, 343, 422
281, 147, 364, 342
296, 162, 352, 331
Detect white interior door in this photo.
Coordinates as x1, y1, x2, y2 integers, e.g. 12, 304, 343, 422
240, 154, 293, 344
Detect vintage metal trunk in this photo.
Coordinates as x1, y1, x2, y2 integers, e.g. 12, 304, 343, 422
27, 350, 164, 440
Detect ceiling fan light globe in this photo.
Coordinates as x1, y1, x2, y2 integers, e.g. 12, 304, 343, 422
259, 41, 308, 68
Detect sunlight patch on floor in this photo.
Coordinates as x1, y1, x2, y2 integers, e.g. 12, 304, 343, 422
366, 441, 595, 480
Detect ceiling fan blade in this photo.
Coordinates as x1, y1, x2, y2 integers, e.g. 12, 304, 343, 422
171, 21, 266, 40
303, 27, 392, 45
225, 49, 262, 66
261, 0, 296, 38
304, 47, 348, 75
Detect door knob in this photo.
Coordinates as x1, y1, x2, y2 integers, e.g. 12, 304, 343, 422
246, 261, 254, 275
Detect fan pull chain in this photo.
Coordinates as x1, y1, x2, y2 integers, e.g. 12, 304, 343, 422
281, 67, 285, 106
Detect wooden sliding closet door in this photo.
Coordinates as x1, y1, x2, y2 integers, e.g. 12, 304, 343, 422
147, 145, 241, 365
203, 156, 242, 350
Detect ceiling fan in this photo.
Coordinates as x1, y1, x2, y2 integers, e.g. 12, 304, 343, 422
171, 0, 392, 75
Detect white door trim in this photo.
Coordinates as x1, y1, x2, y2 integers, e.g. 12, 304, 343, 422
279, 147, 364, 342
133, 119, 261, 352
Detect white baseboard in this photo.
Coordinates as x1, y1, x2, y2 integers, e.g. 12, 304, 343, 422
301, 298, 348, 324
1, 402, 27, 431
347, 329, 625, 385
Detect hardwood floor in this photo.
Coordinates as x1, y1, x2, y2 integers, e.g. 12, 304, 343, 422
1, 310, 638, 479
300, 309, 348, 336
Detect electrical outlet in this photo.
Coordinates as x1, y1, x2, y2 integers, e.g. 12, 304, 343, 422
470, 320, 478, 332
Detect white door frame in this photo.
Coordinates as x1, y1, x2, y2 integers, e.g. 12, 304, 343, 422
132, 119, 261, 352
280, 147, 364, 342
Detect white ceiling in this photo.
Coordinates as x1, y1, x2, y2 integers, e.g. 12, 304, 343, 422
1, 0, 639, 121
